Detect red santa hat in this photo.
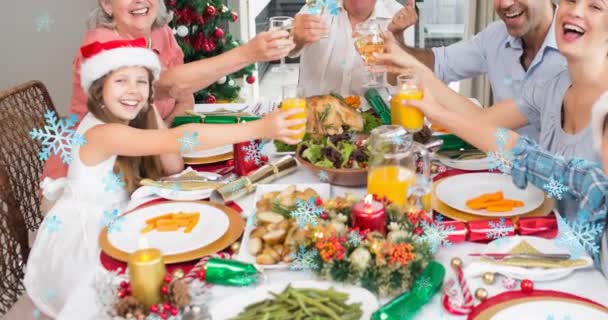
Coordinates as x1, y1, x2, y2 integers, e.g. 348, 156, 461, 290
79, 38, 161, 91
591, 91, 608, 151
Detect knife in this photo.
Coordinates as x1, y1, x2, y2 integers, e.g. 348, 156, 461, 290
469, 253, 572, 260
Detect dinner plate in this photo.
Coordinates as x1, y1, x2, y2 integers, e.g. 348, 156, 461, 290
436, 155, 491, 171
182, 144, 232, 159
468, 289, 608, 320
130, 171, 222, 201
100, 201, 244, 263
237, 183, 331, 269
193, 103, 249, 113
435, 173, 545, 217
209, 280, 379, 320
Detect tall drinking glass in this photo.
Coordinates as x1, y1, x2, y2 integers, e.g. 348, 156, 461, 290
391, 73, 425, 132
281, 85, 307, 142
354, 20, 386, 88
305, 0, 330, 39
269, 16, 295, 73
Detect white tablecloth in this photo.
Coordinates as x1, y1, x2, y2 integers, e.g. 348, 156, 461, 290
58, 163, 608, 319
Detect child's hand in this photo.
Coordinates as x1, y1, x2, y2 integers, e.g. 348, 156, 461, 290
260, 108, 307, 145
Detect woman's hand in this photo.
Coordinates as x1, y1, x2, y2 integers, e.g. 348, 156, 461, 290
293, 14, 328, 46
244, 31, 296, 63
259, 108, 306, 145
375, 31, 427, 75
387, 0, 418, 35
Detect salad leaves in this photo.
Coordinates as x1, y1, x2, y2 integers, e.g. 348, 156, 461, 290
300, 131, 370, 169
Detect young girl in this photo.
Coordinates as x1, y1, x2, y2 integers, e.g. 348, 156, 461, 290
24, 38, 305, 317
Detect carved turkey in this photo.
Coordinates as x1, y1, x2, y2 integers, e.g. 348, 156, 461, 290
305, 95, 364, 136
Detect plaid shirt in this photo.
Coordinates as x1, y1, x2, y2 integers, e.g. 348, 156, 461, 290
510, 137, 608, 223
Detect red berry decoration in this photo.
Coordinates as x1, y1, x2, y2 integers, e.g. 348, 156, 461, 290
117, 289, 127, 298
231, 12, 239, 22
205, 5, 217, 17
314, 197, 323, 206
213, 27, 225, 38
164, 274, 173, 283
205, 95, 217, 104
161, 285, 169, 295
520, 279, 534, 293
320, 212, 329, 220
163, 303, 172, 312
246, 75, 256, 84
197, 269, 206, 281
150, 304, 159, 313
120, 281, 129, 289
160, 312, 168, 320
170, 307, 179, 316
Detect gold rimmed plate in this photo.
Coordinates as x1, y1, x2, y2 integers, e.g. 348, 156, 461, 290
99, 201, 244, 264
182, 144, 234, 165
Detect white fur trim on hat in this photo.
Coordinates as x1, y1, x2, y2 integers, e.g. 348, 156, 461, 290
80, 47, 161, 91
591, 91, 608, 151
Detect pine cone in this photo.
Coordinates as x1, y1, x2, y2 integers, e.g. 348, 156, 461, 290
169, 279, 191, 308
115, 296, 141, 317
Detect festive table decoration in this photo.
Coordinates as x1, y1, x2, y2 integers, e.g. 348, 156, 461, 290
201, 258, 260, 286
292, 195, 435, 296
233, 139, 269, 176
128, 248, 166, 308
351, 195, 387, 235
371, 261, 446, 320
442, 257, 474, 315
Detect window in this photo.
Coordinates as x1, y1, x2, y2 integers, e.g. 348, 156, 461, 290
414, 0, 467, 48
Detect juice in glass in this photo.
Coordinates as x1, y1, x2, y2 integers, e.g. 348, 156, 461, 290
391, 74, 424, 132
367, 165, 416, 207
281, 85, 307, 141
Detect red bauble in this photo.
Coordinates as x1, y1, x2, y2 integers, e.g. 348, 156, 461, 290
214, 27, 225, 38
161, 285, 169, 294
314, 197, 323, 206
163, 303, 172, 312
246, 75, 256, 84
520, 279, 534, 293
117, 289, 127, 298
231, 12, 239, 22
197, 269, 206, 281
164, 274, 173, 283
205, 95, 217, 104
205, 5, 217, 17
160, 312, 168, 320
320, 212, 329, 220
119, 281, 129, 289
170, 307, 179, 316
150, 304, 159, 313
207, 39, 217, 52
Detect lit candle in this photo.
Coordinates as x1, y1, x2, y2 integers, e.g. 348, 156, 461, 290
351, 195, 387, 234
128, 238, 166, 308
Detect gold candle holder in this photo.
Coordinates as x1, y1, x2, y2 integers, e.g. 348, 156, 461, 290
128, 248, 166, 309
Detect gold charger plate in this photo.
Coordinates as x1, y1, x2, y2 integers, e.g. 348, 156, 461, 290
183, 151, 233, 165
432, 176, 554, 222
99, 201, 244, 264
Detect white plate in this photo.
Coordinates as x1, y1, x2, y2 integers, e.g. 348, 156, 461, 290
437, 155, 490, 171
182, 144, 232, 159
435, 172, 545, 217
193, 103, 249, 113
490, 298, 606, 320
209, 280, 379, 319
130, 171, 221, 201
237, 183, 331, 269
464, 236, 593, 281
107, 202, 229, 255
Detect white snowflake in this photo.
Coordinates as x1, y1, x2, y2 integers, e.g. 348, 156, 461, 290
44, 215, 62, 233
290, 196, 323, 228
546, 315, 573, 320
392, 135, 404, 145
30, 110, 86, 164
543, 177, 569, 200
415, 275, 432, 293
347, 230, 364, 246
555, 213, 602, 259
486, 218, 514, 246
177, 131, 200, 153
319, 171, 329, 182
487, 149, 513, 174
494, 128, 510, 148
418, 215, 454, 254
290, 246, 319, 271
34, 12, 54, 32
100, 209, 124, 234
102, 171, 125, 192
242, 140, 265, 166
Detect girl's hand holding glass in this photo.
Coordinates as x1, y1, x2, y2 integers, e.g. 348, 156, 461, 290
260, 108, 307, 145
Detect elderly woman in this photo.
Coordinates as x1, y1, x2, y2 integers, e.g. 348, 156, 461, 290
41, 0, 294, 180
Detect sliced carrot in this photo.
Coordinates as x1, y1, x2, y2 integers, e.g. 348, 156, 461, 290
145, 213, 173, 225
511, 200, 524, 207
487, 206, 514, 212
141, 223, 155, 234
184, 214, 200, 233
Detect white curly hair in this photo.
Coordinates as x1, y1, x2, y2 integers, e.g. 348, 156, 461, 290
86, 0, 173, 30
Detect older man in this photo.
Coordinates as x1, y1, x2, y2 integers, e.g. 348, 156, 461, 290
392, 0, 566, 140
290, 0, 405, 97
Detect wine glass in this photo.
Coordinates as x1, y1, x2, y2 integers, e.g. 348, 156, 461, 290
305, 0, 330, 39
269, 16, 295, 73
354, 20, 386, 88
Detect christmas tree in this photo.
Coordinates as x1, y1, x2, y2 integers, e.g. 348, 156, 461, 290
165, 0, 256, 103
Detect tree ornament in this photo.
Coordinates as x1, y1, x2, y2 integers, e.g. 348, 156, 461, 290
217, 76, 227, 85
205, 5, 217, 17
213, 27, 224, 38
474, 288, 488, 301
176, 25, 189, 37
246, 75, 256, 84
231, 12, 239, 22
205, 95, 217, 104
520, 279, 534, 293
482, 272, 496, 285
450, 257, 463, 269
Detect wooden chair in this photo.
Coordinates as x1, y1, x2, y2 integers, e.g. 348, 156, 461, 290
0, 81, 57, 316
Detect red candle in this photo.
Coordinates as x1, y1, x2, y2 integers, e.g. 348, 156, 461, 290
351, 195, 386, 234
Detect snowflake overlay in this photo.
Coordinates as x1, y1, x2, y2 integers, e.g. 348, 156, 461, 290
291, 196, 323, 228
415, 275, 432, 294
34, 12, 55, 32
391, 135, 404, 145
418, 215, 454, 254
44, 215, 62, 233
546, 315, 573, 320
554, 212, 602, 259
487, 149, 513, 174
290, 246, 319, 271
102, 171, 125, 192
30, 111, 86, 164
101, 209, 124, 234
486, 218, 514, 246
347, 230, 364, 247
177, 131, 200, 153
543, 177, 569, 200
319, 171, 329, 183
242, 140, 265, 166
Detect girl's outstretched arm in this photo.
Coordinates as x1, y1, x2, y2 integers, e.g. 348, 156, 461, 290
151, 104, 184, 175
80, 108, 305, 166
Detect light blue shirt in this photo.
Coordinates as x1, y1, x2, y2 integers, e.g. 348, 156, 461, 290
432, 18, 567, 141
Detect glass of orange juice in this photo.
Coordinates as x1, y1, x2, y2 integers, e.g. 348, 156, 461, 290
367, 125, 431, 210
281, 85, 307, 141
391, 73, 424, 132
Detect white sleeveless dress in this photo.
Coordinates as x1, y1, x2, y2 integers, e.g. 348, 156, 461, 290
25, 113, 129, 318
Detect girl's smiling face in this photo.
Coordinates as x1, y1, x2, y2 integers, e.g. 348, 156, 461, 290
102, 66, 151, 122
